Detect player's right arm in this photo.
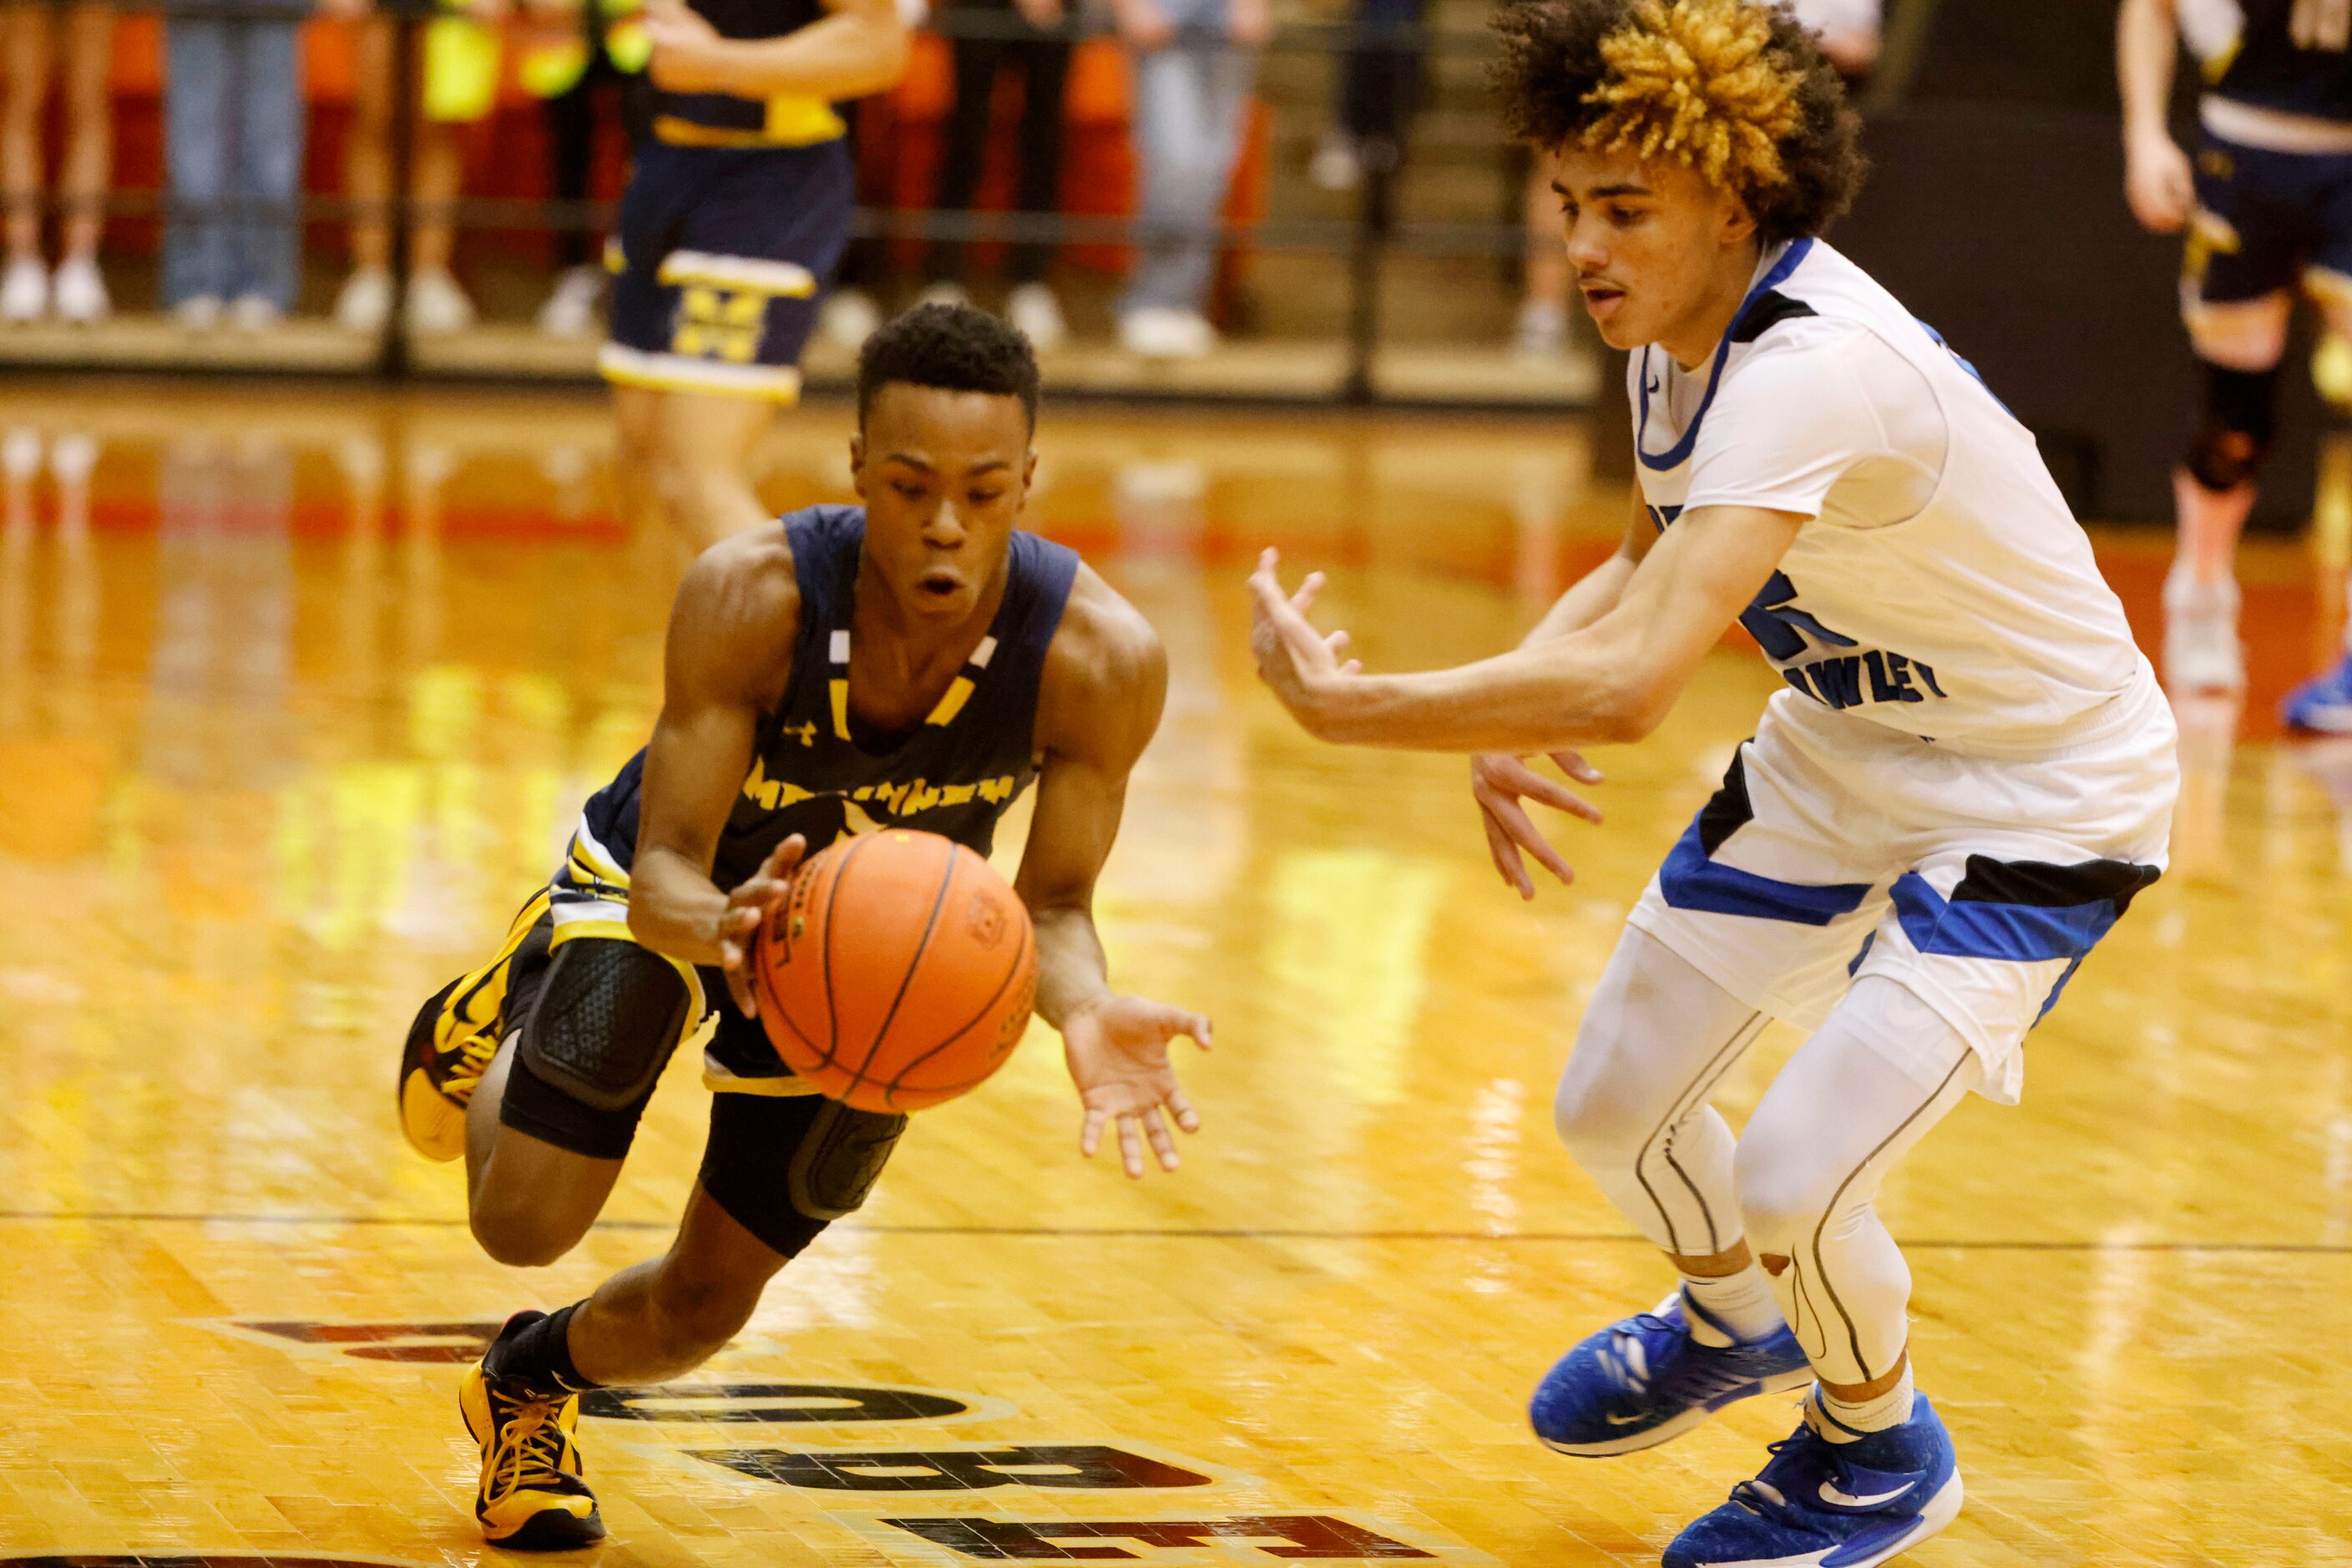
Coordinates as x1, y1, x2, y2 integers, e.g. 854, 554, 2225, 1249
1468, 495, 1656, 898
2118, 0, 2195, 233
641, 0, 910, 104
627, 534, 802, 1014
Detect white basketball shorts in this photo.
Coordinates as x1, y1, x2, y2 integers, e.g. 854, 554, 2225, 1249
1626, 670, 2178, 1104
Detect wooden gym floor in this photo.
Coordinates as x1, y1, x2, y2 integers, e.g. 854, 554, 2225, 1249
0, 382, 2347, 1567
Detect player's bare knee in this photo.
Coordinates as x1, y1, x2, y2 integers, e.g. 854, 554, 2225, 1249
469, 1195, 588, 1269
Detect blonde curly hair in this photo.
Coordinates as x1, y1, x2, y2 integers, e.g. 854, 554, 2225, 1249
1583, 0, 1807, 196
1492, 0, 1866, 241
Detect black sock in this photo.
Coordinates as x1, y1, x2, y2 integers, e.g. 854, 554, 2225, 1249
490, 1302, 594, 1392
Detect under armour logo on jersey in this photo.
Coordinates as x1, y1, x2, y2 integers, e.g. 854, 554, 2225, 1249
780, 721, 818, 747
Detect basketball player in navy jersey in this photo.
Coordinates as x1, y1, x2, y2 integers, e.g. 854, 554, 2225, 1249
610, 0, 908, 549
394, 305, 1210, 1547
2120, 0, 2352, 724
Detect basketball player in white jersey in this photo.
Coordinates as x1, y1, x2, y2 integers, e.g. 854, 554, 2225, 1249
1250, 3, 2178, 1565
2120, 0, 2352, 722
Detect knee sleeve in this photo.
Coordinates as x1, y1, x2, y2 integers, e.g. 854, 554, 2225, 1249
1734, 979, 1980, 1383
501, 938, 693, 1160
1553, 929, 1769, 1257
699, 1091, 908, 1260
2187, 362, 2279, 491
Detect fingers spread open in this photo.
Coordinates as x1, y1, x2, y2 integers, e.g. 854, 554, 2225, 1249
1492, 795, 1574, 885
1479, 807, 1535, 899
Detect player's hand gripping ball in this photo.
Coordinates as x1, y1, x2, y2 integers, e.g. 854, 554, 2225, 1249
751, 830, 1039, 1112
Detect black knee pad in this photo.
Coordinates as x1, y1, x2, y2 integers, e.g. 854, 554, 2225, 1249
789, 1099, 908, 1221
699, 1092, 908, 1258
501, 938, 691, 1159
2187, 362, 2279, 491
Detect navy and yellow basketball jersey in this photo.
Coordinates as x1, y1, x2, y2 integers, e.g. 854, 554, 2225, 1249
581, 503, 1080, 893
652, 0, 847, 144
2192, 0, 2352, 122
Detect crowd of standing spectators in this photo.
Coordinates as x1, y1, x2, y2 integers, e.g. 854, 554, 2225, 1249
0, 0, 1878, 358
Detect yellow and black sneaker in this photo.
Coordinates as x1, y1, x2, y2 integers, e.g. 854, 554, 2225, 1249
397, 891, 549, 1161
460, 1334, 604, 1550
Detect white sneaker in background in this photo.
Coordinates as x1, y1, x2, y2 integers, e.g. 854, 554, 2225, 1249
228, 293, 283, 332
2162, 568, 2247, 694
1511, 297, 1567, 359
1119, 306, 1213, 360
1, 257, 48, 324
817, 286, 881, 351
1310, 130, 1363, 193
1006, 281, 1067, 352
50, 256, 108, 324
918, 281, 971, 311
535, 265, 603, 339
173, 294, 225, 332
334, 266, 392, 333
405, 268, 478, 335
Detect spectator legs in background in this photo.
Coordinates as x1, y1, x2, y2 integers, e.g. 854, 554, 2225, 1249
165, 18, 303, 331
819, 101, 885, 352
925, 12, 1009, 305
338, 13, 475, 336
925, 3, 1070, 348
2, 3, 113, 324
1313, 0, 1422, 193
1513, 149, 1570, 358
537, 55, 646, 339
1119, 40, 1257, 359
163, 17, 234, 328
1004, 26, 1070, 347
232, 21, 302, 328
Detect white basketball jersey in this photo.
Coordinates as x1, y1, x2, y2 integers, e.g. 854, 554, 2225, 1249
1630, 238, 2152, 750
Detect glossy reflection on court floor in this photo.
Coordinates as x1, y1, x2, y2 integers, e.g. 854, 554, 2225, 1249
0, 384, 2348, 1566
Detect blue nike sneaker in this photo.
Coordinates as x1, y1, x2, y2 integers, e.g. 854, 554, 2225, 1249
2284, 652, 2352, 734
1664, 1393, 1964, 1568
1529, 1291, 1812, 1456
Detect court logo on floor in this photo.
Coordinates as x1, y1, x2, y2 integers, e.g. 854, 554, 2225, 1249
684, 1441, 1218, 1491
0, 1558, 426, 1568
827, 1515, 1487, 1562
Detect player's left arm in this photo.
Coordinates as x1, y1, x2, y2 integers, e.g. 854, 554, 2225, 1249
1248, 501, 1805, 753
1018, 567, 1213, 1181
641, 0, 909, 101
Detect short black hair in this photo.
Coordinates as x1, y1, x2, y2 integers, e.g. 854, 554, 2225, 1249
1491, 0, 1866, 245
855, 301, 1042, 430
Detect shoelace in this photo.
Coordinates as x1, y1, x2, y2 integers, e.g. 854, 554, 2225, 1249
488, 1388, 575, 1504
442, 1018, 501, 1097
1726, 1434, 1834, 1525
1595, 1312, 1677, 1394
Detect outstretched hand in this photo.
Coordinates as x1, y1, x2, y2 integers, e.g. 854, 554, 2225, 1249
1470, 751, 1603, 899
1061, 994, 1212, 1178
1247, 548, 1362, 731
718, 833, 808, 1016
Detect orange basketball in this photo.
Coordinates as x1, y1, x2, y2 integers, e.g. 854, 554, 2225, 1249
751, 830, 1039, 1113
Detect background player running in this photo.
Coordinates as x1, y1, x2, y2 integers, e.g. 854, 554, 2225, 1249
2119, 0, 2352, 723
1250, 3, 2177, 1565
397, 305, 1211, 1548
609, 0, 909, 548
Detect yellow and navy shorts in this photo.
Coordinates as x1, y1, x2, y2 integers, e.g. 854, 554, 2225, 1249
450, 817, 904, 1257
598, 136, 856, 403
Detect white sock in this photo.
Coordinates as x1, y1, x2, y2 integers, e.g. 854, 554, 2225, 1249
1681, 1262, 1785, 1346
1813, 1364, 1915, 1443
